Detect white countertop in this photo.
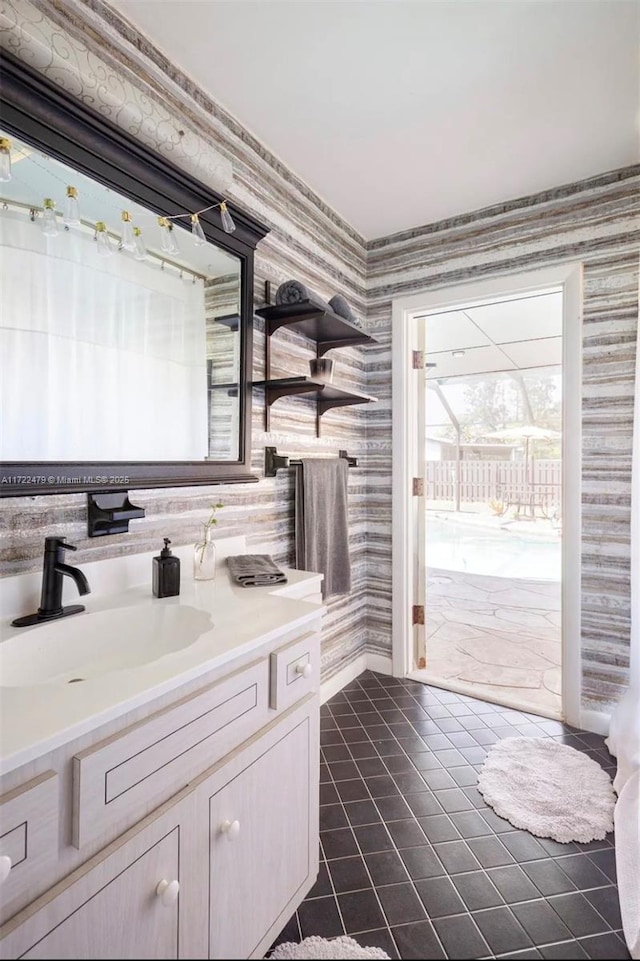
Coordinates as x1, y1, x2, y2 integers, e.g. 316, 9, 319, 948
0, 539, 323, 776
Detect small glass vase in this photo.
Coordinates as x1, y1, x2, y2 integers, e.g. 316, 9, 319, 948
193, 525, 216, 581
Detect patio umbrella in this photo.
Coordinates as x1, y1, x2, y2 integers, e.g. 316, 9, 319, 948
485, 425, 561, 512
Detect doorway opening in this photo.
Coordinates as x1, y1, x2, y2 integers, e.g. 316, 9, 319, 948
391, 265, 583, 727
416, 290, 563, 718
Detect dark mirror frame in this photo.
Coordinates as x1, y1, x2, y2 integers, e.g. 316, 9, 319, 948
0, 50, 269, 497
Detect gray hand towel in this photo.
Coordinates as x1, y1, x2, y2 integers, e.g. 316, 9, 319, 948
295, 458, 351, 599
227, 554, 287, 587
275, 280, 330, 312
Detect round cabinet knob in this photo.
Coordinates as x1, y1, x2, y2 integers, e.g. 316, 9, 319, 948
220, 819, 240, 840
0, 856, 11, 885
296, 661, 312, 679
156, 879, 180, 906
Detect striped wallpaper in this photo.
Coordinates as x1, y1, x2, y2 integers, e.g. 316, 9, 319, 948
0, 0, 638, 711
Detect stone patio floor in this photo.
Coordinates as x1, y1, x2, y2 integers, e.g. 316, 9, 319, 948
414, 568, 562, 719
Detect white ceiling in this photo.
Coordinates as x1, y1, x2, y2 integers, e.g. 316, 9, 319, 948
422, 290, 562, 379
111, 0, 639, 239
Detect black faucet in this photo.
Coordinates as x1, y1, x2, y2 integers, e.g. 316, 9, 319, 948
12, 537, 91, 628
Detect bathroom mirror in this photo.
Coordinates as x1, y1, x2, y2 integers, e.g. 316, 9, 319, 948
0, 51, 269, 495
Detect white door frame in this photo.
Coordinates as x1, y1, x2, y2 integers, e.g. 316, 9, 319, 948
391, 264, 583, 728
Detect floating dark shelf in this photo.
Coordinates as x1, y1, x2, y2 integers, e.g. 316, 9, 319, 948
213, 313, 240, 331
255, 301, 378, 357
254, 377, 376, 415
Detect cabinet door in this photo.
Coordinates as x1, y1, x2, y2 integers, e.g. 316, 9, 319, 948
208, 709, 317, 959
1, 793, 194, 961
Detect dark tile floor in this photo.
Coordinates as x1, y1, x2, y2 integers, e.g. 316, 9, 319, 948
270, 671, 628, 960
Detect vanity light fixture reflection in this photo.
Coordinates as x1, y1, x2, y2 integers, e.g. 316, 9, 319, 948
132, 226, 146, 261
0, 137, 11, 182
120, 210, 136, 251
191, 212, 206, 246
63, 186, 80, 226
219, 201, 236, 234
95, 221, 116, 257
41, 198, 58, 237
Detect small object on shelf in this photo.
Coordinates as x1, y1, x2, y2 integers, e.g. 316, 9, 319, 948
308, 358, 334, 383
264, 446, 358, 478
275, 280, 330, 312
87, 491, 145, 537
153, 538, 181, 598
328, 293, 362, 329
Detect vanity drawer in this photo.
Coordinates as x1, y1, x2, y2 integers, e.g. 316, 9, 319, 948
0, 772, 58, 906
270, 632, 319, 712
72, 658, 269, 849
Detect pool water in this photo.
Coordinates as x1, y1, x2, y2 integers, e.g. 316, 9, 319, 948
426, 516, 561, 581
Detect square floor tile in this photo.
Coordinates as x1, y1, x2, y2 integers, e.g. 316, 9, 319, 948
336, 779, 370, 803
548, 893, 610, 938
434, 788, 474, 813
353, 823, 395, 854
321, 827, 359, 860
419, 814, 461, 843
405, 792, 442, 817
467, 834, 515, 867
322, 743, 351, 763
433, 914, 490, 959
414, 875, 466, 919
319, 804, 348, 831
356, 757, 389, 778
343, 799, 381, 826
348, 740, 379, 759
365, 850, 410, 886
587, 849, 617, 883
524, 860, 577, 897
375, 794, 413, 821
487, 865, 542, 904
555, 855, 609, 890
501, 831, 549, 862
450, 810, 492, 838
449, 766, 480, 786
337, 888, 386, 934
378, 882, 427, 925
386, 819, 427, 849
328, 855, 372, 894
583, 886, 623, 930
577, 932, 631, 959
297, 896, 344, 938
366, 775, 401, 798
319, 782, 340, 806
400, 846, 446, 880
422, 768, 458, 790
433, 840, 481, 874
474, 906, 533, 954
511, 900, 573, 945
453, 871, 504, 910
390, 920, 446, 960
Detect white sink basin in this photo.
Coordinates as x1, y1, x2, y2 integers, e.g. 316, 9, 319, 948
0, 605, 213, 687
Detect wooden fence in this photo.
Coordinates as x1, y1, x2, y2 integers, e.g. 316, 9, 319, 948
425, 460, 562, 514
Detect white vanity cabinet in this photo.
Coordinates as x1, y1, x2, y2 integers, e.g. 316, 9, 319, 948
0, 577, 322, 961
0, 790, 192, 960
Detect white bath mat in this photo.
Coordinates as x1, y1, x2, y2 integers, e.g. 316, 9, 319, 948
269, 936, 390, 960
477, 737, 616, 843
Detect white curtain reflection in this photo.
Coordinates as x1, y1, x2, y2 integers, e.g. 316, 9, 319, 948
1, 212, 208, 460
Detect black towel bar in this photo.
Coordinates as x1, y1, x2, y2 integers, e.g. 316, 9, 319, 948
264, 446, 358, 478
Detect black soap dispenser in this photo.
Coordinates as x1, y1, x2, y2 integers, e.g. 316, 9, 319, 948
153, 538, 181, 598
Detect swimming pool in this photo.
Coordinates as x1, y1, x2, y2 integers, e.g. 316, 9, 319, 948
426, 516, 561, 580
